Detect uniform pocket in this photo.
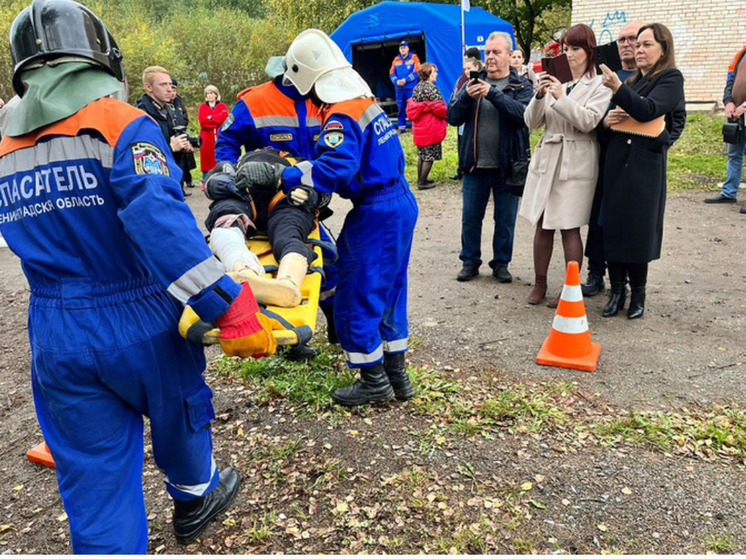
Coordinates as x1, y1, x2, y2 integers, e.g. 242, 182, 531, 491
185, 384, 216, 432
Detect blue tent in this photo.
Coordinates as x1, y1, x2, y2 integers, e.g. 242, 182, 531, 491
331, 1, 515, 104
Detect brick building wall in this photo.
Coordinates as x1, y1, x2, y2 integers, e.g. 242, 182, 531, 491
572, 1, 746, 106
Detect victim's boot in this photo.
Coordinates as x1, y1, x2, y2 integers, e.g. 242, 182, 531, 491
229, 252, 306, 308
383, 352, 414, 400
173, 467, 241, 545
332, 363, 395, 406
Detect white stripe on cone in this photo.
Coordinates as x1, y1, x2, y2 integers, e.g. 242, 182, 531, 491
560, 284, 583, 303
552, 315, 589, 335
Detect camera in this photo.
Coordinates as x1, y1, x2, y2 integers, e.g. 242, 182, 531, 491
173, 125, 202, 148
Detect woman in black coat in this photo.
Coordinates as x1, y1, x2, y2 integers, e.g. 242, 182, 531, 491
598, 23, 685, 320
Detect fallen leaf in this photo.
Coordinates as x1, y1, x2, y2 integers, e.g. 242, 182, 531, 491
58, 512, 68, 522
528, 499, 546, 509
597, 523, 608, 532
12, 485, 23, 491
520, 482, 533, 491
621, 487, 632, 495
534, 474, 545, 483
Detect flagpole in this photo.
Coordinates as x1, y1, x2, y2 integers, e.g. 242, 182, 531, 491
460, 0, 466, 55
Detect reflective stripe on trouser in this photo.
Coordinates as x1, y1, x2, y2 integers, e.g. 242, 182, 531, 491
335, 185, 418, 367
29, 288, 217, 553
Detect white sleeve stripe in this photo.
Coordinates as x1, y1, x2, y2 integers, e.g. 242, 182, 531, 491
167, 256, 226, 303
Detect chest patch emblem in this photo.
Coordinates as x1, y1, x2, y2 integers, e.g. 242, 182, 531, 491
323, 120, 344, 131
131, 142, 170, 176
221, 113, 235, 132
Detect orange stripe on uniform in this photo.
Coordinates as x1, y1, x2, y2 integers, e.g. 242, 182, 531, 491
240, 82, 321, 121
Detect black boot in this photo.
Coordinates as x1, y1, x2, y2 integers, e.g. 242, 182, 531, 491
581, 270, 605, 297
321, 303, 338, 344
627, 287, 646, 319
332, 363, 394, 406
281, 342, 317, 361
173, 467, 241, 545
602, 282, 627, 317
383, 352, 414, 401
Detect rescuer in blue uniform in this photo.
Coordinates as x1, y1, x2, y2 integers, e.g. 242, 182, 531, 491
0, 0, 276, 552
389, 40, 421, 133
240, 29, 419, 406
212, 59, 339, 345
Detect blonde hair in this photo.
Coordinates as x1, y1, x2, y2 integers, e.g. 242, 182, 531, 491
204, 84, 221, 102
142, 66, 169, 86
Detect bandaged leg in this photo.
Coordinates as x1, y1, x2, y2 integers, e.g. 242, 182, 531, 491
209, 226, 264, 276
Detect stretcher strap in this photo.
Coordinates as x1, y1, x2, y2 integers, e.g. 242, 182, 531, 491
307, 238, 338, 264
260, 308, 313, 345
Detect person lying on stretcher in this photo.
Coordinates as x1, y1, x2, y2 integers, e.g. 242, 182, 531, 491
204, 148, 331, 308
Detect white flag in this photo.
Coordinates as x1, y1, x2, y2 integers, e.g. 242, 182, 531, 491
461, 0, 470, 12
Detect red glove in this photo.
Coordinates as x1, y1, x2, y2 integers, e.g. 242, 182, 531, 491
215, 283, 277, 358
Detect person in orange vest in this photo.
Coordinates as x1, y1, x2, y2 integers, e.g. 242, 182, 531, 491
389, 40, 421, 133
240, 29, 419, 406
1, 0, 277, 552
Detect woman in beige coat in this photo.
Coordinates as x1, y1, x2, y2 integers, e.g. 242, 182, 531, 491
520, 23, 612, 306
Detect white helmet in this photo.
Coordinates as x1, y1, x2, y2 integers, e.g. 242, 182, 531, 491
283, 29, 372, 104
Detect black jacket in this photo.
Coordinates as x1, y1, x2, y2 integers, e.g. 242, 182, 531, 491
135, 94, 177, 144
446, 66, 533, 175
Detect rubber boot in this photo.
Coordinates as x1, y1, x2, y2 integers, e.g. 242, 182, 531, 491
602, 282, 627, 317
228, 253, 306, 308
332, 363, 394, 406
527, 275, 547, 305
173, 467, 241, 545
383, 352, 414, 401
627, 286, 646, 319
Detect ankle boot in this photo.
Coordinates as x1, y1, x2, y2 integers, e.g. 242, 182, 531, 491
332, 363, 394, 406
383, 352, 414, 400
173, 467, 241, 544
602, 282, 627, 317
627, 286, 646, 319
527, 275, 547, 305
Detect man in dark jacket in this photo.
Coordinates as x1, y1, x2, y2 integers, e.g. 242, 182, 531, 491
447, 31, 532, 283
135, 66, 194, 196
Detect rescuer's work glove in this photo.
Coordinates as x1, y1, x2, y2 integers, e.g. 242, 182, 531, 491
215, 283, 277, 358
235, 161, 284, 191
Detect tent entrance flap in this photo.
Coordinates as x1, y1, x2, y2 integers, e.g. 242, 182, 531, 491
351, 35, 426, 119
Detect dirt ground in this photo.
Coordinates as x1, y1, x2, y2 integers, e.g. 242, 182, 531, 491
0, 180, 744, 554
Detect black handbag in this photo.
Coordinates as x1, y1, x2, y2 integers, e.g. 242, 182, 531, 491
722, 117, 744, 145
505, 158, 529, 197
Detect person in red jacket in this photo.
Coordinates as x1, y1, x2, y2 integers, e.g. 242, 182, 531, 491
198, 84, 229, 181
406, 63, 447, 189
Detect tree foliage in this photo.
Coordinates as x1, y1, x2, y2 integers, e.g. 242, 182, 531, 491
478, 0, 571, 56
0, 0, 291, 110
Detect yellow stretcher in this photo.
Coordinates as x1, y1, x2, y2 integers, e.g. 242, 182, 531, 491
179, 224, 324, 348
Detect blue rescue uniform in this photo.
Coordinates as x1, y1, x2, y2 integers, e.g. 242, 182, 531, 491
282, 99, 418, 367
214, 77, 338, 313
389, 52, 421, 130
0, 97, 242, 553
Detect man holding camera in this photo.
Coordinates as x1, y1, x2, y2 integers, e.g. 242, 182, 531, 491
705, 45, 746, 214
135, 66, 194, 197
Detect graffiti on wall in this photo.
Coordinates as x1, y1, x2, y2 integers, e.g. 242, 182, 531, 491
588, 10, 627, 44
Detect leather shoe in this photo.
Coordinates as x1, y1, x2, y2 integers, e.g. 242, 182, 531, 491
741, 203, 746, 214
173, 467, 241, 545
493, 266, 512, 283
704, 193, 737, 204
581, 272, 605, 297
449, 173, 462, 180
457, 265, 479, 282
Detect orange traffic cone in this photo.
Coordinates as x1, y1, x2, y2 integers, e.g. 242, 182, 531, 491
27, 442, 55, 468
536, 261, 601, 371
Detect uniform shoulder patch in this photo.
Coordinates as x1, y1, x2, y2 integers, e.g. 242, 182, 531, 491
131, 142, 170, 176
323, 120, 344, 131
221, 113, 235, 132
322, 131, 345, 148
